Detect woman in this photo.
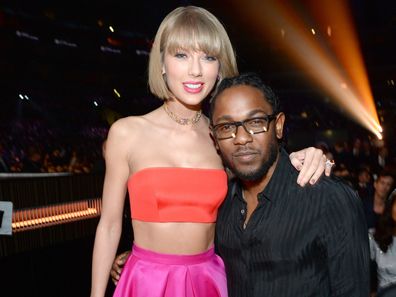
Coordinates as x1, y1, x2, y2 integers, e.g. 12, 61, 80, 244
369, 189, 396, 294
90, 6, 330, 297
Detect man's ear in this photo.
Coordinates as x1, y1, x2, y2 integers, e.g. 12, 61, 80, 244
275, 112, 285, 140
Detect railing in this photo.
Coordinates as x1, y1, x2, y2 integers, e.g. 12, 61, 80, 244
0, 173, 104, 256
12, 198, 102, 232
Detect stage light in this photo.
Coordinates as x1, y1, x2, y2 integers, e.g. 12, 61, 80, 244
327, 26, 332, 37
231, 0, 382, 139
113, 88, 121, 98
109, 26, 114, 33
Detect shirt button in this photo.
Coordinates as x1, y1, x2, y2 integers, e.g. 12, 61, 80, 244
240, 209, 245, 215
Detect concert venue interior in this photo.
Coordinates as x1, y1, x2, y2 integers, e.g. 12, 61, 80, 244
0, 1, 395, 296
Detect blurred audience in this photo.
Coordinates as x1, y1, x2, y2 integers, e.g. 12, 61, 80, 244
23, 146, 43, 172
0, 143, 9, 172
0, 119, 107, 174
1, 120, 395, 180
369, 190, 396, 295
355, 167, 374, 201
362, 171, 395, 230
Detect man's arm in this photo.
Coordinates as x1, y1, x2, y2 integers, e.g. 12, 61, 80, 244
322, 182, 370, 296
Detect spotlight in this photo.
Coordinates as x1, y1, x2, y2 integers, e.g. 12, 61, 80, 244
233, 0, 381, 138
113, 88, 121, 98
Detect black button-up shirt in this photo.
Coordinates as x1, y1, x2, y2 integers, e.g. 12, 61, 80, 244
216, 149, 370, 297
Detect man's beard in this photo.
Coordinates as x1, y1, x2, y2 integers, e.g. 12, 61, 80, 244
225, 142, 279, 182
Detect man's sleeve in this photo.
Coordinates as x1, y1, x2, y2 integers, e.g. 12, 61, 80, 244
321, 182, 370, 297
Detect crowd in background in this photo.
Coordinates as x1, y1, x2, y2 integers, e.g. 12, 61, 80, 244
0, 119, 107, 174
316, 138, 396, 296
1, 119, 395, 180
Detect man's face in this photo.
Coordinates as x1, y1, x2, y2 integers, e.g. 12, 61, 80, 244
211, 85, 285, 182
358, 171, 371, 184
374, 176, 394, 199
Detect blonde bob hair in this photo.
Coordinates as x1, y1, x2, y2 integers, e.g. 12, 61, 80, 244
148, 6, 239, 100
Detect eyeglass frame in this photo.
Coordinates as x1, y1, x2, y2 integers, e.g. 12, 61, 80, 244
211, 113, 278, 140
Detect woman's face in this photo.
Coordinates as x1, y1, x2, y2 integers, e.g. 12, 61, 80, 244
162, 48, 220, 105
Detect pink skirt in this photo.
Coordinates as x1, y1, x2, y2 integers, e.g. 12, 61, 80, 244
113, 244, 228, 297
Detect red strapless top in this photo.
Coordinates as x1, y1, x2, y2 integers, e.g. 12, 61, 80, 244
127, 167, 228, 223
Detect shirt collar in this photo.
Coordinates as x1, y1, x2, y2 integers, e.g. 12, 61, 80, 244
260, 148, 293, 201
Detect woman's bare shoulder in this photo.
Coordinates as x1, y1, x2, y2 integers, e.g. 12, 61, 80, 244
109, 115, 150, 136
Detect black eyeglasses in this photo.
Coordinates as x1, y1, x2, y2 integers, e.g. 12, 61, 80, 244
211, 114, 277, 140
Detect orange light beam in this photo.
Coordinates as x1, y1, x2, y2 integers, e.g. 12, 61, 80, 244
308, 0, 379, 120
231, 0, 381, 138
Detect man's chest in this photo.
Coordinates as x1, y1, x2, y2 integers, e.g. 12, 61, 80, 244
216, 195, 325, 262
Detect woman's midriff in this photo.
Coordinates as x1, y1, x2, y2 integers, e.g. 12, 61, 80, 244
132, 220, 216, 254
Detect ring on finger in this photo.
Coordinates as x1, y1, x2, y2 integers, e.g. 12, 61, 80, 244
325, 159, 335, 168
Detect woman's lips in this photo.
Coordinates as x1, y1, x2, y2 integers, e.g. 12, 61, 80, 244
183, 82, 204, 93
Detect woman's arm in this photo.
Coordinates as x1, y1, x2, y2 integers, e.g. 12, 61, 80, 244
90, 120, 132, 297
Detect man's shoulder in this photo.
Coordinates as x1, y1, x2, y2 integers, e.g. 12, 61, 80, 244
296, 175, 361, 211
315, 176, 364, 217
310, 175, 356, 197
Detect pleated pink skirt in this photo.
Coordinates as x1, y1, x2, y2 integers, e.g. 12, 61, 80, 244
113, 244, 228, 297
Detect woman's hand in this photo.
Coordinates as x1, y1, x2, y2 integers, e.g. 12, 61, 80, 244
289, 147, 334, 186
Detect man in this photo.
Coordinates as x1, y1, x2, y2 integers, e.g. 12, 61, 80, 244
210, 73, 369, 296
355, 167, 374, 201
361, 170, 395, 229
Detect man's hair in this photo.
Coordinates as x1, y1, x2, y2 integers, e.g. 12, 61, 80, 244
377, 170, 395, 183
209, 72, 281, 124
148, 6, 238, 100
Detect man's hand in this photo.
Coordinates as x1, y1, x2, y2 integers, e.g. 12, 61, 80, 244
111, 251, 131, 285
289, 147, 333, 186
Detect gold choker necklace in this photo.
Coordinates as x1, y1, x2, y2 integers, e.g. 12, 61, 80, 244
163, 104, 202, 125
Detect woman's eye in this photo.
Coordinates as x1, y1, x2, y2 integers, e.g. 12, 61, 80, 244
205, 55, 217, 61
175, 53, 187, 59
